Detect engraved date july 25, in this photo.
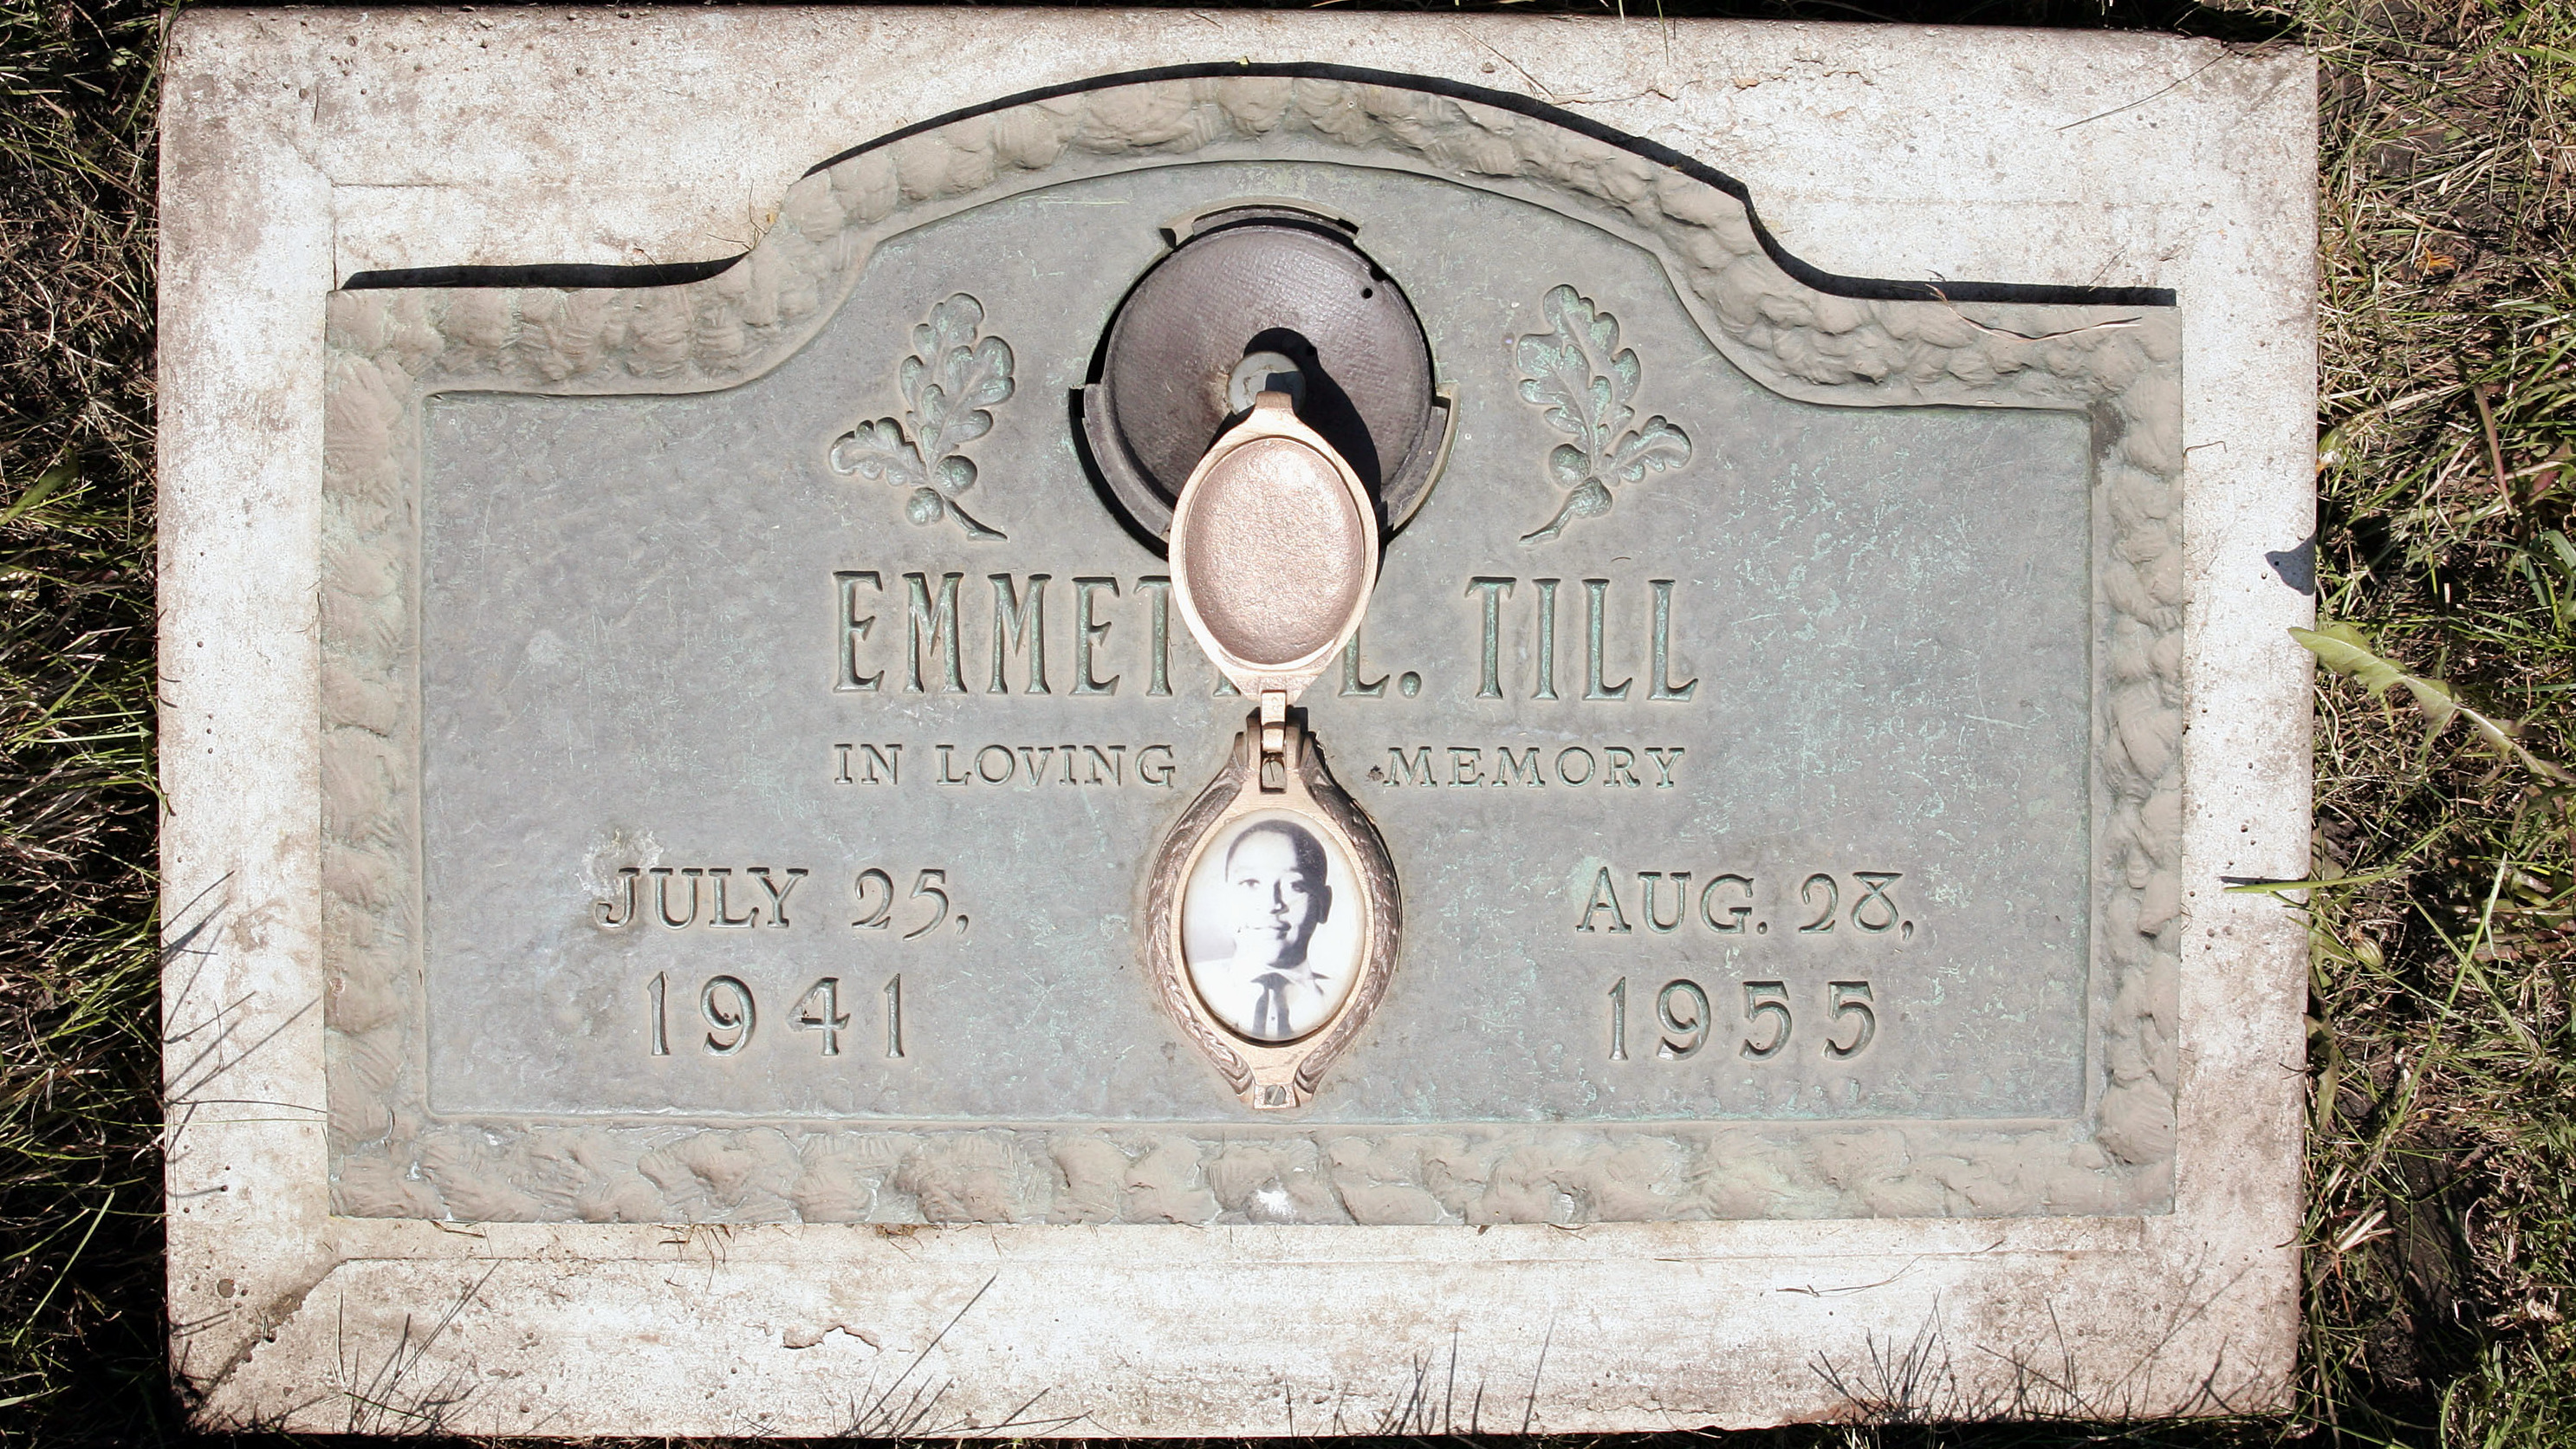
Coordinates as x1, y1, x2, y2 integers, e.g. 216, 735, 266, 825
594, 865, 970, 939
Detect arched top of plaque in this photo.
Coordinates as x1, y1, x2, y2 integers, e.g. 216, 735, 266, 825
334, 65, 2177, 428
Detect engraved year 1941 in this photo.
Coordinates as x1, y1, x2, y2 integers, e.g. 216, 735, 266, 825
645, 971, 911, 1060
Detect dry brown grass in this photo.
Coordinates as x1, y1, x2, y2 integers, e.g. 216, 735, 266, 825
2265, 0, 2576, 1441
0, 0, 169, 1438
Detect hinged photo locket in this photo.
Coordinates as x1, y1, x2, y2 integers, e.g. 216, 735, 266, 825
1144, 392, 1403, 1110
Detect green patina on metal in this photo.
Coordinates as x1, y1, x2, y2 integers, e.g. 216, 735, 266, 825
319, 75, 2183, 1225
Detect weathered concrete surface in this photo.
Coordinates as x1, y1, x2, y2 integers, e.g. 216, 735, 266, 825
160, 8, 2313, 1433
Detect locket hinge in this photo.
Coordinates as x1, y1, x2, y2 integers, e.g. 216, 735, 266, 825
1257, 692, 1291, 793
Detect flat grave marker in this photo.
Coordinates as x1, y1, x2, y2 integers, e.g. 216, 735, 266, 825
161, 10, 2315, 1433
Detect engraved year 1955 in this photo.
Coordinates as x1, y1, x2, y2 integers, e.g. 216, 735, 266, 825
1604, 977, 1879, 1062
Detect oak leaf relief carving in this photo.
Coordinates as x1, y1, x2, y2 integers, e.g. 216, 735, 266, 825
1514, 284, 1691, 543
829, 292, 1013, 541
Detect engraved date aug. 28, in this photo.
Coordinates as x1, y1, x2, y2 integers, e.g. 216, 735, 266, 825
1576, 867, 1913, 940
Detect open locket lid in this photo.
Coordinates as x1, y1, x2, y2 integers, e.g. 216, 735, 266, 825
1165, 391, 1380, 705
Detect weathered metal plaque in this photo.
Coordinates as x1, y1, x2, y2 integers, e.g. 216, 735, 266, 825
329, 102, 2180, 1225
427, 162, 2098, 1127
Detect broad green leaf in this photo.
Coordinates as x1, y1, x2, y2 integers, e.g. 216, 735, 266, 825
2291, 623, 2566, 780
2541, 529, 2576, 581
2290, 622, 2406, 695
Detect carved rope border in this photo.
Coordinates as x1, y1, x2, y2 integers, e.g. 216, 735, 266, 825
321, 74, 2185, 1225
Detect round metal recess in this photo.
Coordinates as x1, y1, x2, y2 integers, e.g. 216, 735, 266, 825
1080, 211, 1450, 541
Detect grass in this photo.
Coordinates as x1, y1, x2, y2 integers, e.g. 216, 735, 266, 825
0, 0, 173, 1439
2282, 0, 2576, 1438
0, 0, 2570, 1444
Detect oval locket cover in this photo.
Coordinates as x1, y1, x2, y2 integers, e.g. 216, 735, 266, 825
1145, 393, 1402, 1110
1166, 392, 1379, 701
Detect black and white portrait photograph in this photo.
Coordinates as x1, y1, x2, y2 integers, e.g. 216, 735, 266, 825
1182, 811, 1365, 1043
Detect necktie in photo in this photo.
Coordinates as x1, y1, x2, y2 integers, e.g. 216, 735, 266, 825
1251, 972, 1291, 1039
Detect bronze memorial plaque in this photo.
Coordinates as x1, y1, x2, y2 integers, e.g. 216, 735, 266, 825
321, 95, 2183, 1226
